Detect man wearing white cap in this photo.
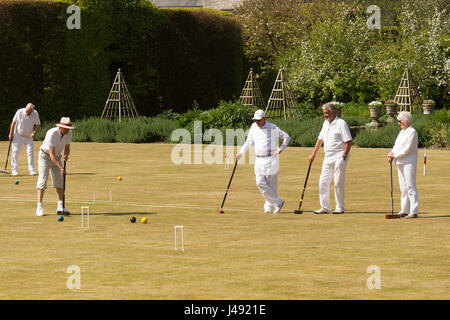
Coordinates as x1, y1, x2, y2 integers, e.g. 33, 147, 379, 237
8, 103, 41, 176
36, 117, 74, 216
236, 109, 290, 214
309, 103, 352, 214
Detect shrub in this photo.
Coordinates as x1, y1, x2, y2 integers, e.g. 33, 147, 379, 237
353, 123, 400, 148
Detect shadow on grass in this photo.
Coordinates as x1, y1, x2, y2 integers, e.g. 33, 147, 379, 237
67, 173, 96, 176
68, 211, 157, 216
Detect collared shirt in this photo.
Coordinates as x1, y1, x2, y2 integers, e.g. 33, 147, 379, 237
40, 127, 72, 155
392, 126, 418, 165
239, 121, 290, 157
13, 108, 41, 137
318, 117, 352, 160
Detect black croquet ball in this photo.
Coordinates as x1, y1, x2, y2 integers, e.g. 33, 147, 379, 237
130, 217, 136, 223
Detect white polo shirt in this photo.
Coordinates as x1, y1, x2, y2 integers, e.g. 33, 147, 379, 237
318, 117, 352, 160
40, 127, 72, 156
392, 126, 418, 165
13, 108, 41, 137
239, 121, 290, 157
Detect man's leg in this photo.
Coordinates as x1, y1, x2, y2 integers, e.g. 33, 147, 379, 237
333, 156, 349, 212
256, 175, 282, 208
25, 138, 36, 174
10, 137, 22, 175
318, 161, 333, 211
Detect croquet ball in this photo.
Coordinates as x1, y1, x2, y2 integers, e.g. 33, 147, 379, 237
58, 215, 64, 222
14, 180, 19, 185
141, 217, 148, 224
117, 176, 122, 181
130, 217, 136, 223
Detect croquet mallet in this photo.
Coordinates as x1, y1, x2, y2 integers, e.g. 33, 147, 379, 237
385, 161, 403, 219
294, 160, 312, 214
217, 160, 238, 214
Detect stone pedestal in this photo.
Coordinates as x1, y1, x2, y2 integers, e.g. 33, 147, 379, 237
422, 103, 435, 115
386, 104, 397, 123
366, 106, 381, 128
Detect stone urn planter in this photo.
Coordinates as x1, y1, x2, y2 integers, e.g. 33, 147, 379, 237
385, 100, 397, 123
422, 100, 435, 115
366, 102, 382, 127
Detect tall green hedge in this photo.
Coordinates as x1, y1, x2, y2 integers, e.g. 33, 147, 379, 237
0, 0, 243, 139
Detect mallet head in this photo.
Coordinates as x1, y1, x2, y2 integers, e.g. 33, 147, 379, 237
294, 210, 303, 214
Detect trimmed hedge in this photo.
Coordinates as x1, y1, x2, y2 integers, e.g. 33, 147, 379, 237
0, 0, 243, 132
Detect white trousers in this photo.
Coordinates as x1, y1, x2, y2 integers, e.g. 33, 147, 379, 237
254, 156, 283, 209
397, 163, 419, 214
11, 135, 35, 173
319, 156, 349, 211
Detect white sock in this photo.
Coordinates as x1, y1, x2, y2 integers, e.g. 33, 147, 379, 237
57, 201, 63, 209
37, 202, 43, 208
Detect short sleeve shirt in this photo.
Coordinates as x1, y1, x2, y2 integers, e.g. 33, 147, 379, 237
40, 127, 72, 155
13, 108, 41, 137
318, 117, 352, 160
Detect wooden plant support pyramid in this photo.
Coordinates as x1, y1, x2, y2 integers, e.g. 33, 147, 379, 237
393, 67, 422, 112
101, 69, 139, 122
265, 67, 301, 119
239, 68, 265, 109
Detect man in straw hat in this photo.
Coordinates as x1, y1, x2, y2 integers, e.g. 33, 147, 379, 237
36, 117, 74, 216
8, 103, 41, 176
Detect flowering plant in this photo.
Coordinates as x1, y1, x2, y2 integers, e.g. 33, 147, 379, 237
384, 99, 396, 104
368, 101, 382, 107
423, 99, 435, 104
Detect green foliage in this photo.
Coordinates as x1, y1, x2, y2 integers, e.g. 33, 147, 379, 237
0, 1, 243, 127
236, 0, 449, 106
353, 123, 401, 148
272, 117, 324, 147
178, 101, 257, 131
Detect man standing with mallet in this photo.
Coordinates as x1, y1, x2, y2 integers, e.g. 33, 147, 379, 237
8, 103, 41, 176
236, 109, 290, 214
309, 103, 352, 214
35, 117, 74, 217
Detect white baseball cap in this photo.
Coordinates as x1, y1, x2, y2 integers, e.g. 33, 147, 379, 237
252, 109, 266, 120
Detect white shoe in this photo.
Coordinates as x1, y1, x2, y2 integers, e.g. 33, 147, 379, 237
11, 171, 18, 176
264, 208, 272, 213
273, 200, 285, 214
333, 209, 345, 214
314, 208, 331, 214
405, 213, 418, 219
30, 171, 37, 176
36, 207, 45, 216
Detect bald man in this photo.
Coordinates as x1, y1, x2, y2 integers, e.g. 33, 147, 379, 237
8, 103, 41, 176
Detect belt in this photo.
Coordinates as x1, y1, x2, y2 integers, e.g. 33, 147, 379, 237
256, 152, 273, 158
40, 149, 50, 156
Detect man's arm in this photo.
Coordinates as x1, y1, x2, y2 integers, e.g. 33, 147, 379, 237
49, 146, 65, 176
343, 140, 352, 160
31, 124, 41, 139
9, 121, 16, 141
236, 127, 254, 161
308, 139, 323, 162
63, 144, 70, 162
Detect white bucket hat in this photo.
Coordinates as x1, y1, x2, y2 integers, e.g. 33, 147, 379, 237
56, 117, 75, 130
252, 109, 266, 120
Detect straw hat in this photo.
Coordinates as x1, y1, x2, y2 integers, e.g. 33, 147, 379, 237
56, 117, 75, 130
